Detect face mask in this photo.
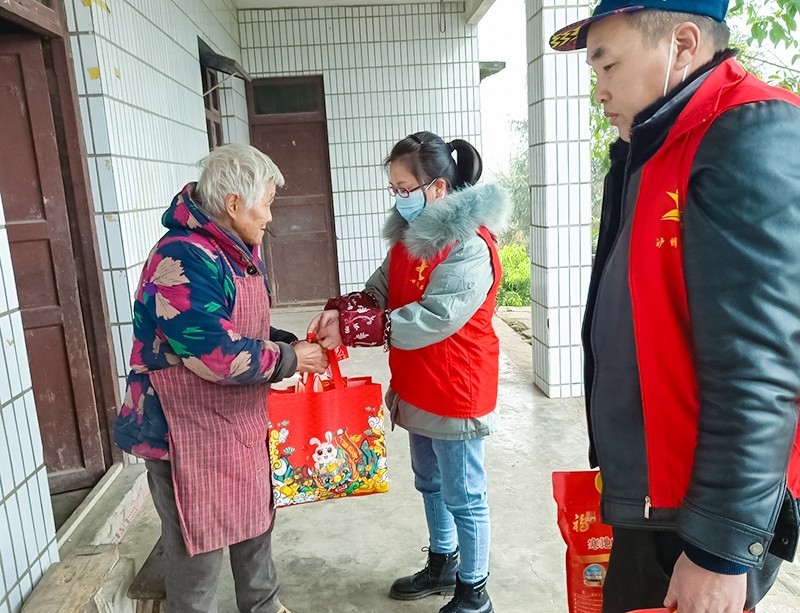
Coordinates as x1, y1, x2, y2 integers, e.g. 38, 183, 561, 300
395, 189, 427, 222
662, 30, 692, 97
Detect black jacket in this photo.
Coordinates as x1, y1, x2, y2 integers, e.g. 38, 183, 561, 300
584, 55, 800, 568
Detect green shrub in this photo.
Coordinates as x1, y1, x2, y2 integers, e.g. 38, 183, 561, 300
497, 243, 531, 307
498, 289, 524, 307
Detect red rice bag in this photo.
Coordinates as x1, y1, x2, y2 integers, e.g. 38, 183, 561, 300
553, 471, 613, 613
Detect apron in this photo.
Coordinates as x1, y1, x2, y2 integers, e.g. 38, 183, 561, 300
150, 243, 274, 556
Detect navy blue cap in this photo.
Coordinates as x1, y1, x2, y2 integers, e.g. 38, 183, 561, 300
549, 0, 729, 51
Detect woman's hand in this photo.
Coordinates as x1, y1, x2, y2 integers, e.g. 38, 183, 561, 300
308, 310, 343, 350
317, 322, 343, 350
292, 341, 329, 374
307, 309, 339, 336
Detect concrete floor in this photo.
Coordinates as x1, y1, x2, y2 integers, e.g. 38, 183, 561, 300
118, 308, 800, 612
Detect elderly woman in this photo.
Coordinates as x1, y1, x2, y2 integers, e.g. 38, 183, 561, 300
114, 144, 326, 613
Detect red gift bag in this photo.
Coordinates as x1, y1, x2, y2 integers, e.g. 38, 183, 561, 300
629, 609, 754, 612
553, 471, 614, 613
267, 347, 388, 507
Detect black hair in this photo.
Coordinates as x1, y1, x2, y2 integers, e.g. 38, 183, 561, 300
383, 131, 483, 191
626, 10, 730, 52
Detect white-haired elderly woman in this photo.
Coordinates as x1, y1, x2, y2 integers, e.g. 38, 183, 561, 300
115, 144, 326, 613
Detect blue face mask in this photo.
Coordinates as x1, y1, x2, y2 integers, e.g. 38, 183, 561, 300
395, 189, 426, 223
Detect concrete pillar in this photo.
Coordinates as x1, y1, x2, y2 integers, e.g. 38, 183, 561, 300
526, 0, 593, 398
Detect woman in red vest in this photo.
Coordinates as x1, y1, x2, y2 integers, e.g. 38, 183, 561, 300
310, 131, 510, 613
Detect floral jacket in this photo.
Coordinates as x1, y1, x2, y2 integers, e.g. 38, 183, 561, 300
114, 183, 297, 459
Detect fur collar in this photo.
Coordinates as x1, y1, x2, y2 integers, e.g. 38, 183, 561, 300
382, 183, 511, 260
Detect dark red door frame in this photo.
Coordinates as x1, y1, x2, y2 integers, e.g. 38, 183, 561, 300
0, 0, 62, 38
0, 2, 121, 475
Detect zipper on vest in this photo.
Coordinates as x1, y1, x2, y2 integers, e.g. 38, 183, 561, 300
644, 496, 652, 519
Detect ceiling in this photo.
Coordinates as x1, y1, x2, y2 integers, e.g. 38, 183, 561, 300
233, 0, 495, 25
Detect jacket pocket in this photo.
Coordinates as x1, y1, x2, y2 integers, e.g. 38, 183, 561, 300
769, 489, 800, 562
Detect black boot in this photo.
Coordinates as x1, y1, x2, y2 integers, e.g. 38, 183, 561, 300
439, 575, 493, 613
389, 548, 459, 600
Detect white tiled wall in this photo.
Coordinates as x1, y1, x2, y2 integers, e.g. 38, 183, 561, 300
66, 0, 483, 358
64, 0, 483, 397
240, 3, 482, 291
65, 0, 250, 399
0, 193, 58, 613
526, 0, 592, 398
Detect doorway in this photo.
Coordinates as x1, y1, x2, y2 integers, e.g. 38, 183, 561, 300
248, 76, 340, 305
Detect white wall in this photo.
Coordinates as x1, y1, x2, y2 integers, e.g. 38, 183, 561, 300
526, 0, 592, 398
240, 3, 482, 291
0, 193, 58, 613
67, 0, 485, 388
65, 0, 250, 399
63, 0, 485, 399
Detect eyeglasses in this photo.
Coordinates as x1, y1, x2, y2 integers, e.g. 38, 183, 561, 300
386, 178, 438, 199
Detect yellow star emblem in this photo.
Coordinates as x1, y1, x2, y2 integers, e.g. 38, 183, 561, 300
415, 261, 428, 282
661, 191, 681, 222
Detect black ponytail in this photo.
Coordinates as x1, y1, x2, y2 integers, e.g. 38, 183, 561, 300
448, 139, 483, 188
384, 131, 483, 191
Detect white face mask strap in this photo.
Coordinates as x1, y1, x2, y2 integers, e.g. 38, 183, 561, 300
663, 29, 677, 97
682, 63, 691, 82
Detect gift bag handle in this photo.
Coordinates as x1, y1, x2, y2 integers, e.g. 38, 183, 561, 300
305, 333, 345, 390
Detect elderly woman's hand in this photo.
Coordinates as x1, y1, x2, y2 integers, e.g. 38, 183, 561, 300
293, 341, 329, 374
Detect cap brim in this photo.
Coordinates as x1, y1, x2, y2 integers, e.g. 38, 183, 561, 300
549, 5, 646, 51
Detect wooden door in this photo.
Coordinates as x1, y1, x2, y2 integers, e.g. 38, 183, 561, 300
0, 35, 105, 492
248, 77, 339, 305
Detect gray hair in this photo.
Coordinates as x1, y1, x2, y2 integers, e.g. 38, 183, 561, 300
195, 143, 285, 216
625, 10, 730, 53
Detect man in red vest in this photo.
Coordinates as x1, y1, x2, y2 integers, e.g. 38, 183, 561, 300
550, 2, 800, 612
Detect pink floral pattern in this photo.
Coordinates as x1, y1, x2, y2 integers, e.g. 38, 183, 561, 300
141, 255, 191, 320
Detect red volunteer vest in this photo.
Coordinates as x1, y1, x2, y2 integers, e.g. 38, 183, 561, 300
630, 59, 800, 508
388, 226, 502, 418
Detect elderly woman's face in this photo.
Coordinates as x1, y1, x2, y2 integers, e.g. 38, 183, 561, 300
227, 183, 276, 246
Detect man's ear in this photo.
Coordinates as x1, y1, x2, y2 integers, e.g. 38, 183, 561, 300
224, 193, 242, 218
674, 21, 702, 72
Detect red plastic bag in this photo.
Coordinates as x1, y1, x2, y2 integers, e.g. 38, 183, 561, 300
553, 471, 613, 613
267, 346, 388, 507
629, 610, 753, 612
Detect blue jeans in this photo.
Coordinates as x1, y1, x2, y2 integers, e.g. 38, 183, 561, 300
408, 433, 491, 583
